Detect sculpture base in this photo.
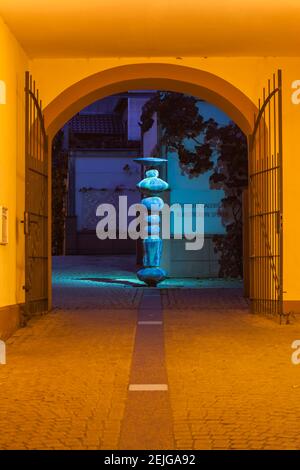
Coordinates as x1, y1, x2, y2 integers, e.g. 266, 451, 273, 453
137, 267, 166, 287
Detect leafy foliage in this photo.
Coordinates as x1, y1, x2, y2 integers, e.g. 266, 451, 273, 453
140, 92, 213, 175
208, 124, 248, 278
52, 131, 68, 255
140, 92, 248, 278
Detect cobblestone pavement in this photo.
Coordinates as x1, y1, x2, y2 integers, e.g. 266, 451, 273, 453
164, 289, 300, 450
0, 257, 139, 450
0, 309, 136, 450
1, 257, 300, 450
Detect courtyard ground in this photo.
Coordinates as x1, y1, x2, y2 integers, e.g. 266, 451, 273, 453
0, 255, 299, 450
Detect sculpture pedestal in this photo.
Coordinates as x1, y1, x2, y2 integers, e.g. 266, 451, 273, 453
137, 267, 166, 287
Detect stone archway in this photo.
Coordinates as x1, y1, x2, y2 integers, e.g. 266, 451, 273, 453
44, 63, 257, 139
44, 63, 258, 308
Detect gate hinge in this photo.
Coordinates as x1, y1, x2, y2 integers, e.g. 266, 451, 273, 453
20, 212, 30, 235
277, 212, 283, 233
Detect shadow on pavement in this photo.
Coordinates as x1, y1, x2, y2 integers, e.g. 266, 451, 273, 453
78, 277, 144, 287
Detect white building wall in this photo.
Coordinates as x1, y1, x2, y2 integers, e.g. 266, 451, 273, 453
73, 152, 140, 231
128, 96, 152, 141
143, 113, 159, 157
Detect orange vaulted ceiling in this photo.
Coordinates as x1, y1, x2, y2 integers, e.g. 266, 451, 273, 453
0, 0, 300, 58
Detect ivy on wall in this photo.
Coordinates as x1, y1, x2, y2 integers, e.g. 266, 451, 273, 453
140, 92, 248, 278
208, 124, 248, 278
52, 131, 68, 255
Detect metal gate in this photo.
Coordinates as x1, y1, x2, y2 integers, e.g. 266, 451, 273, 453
248, 70, 283, 319
23, 71, 48, 317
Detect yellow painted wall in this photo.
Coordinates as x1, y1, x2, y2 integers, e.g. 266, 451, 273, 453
0, 16, 28, 308
30, 57, 300, 304
1, 12, 300, 309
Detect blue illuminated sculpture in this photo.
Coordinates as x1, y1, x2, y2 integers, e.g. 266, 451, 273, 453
134, 157, 169, 287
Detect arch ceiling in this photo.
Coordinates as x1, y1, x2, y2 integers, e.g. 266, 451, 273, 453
0, 1, 299, 57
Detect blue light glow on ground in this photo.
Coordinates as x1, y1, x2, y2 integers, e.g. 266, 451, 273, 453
52, 255, 243, 290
